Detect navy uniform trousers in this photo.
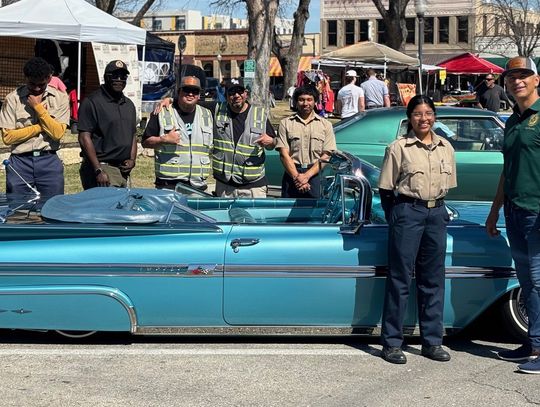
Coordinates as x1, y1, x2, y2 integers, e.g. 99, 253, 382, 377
6, 153, 63, 197
381, 201, 449, 348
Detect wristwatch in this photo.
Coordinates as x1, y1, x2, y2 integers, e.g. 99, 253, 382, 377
95, 167, 103, 176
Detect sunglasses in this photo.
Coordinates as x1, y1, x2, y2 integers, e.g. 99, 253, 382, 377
180, 86, 200, 95
106, 73, 128, 81
486, 78, 495, 81
227, 88, 245, 97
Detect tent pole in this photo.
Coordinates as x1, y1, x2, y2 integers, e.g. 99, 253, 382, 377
141, 45, 146, 102
77, 42, 82, 108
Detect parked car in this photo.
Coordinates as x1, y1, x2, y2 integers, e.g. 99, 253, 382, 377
266, 106, 505, 201
0, 152, 525, 340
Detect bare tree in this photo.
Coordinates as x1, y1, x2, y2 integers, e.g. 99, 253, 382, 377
371, 0, 411, 51
90, 0, 161, 25
212, 0, 279, 107
272, 0, 311, 93
475, 0, 540, 57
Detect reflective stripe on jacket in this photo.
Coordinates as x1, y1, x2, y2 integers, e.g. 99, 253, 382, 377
156, 105, 213, 189
212, 103, 267, 184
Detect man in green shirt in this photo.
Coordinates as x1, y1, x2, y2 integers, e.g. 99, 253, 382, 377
486, 56, 540, 373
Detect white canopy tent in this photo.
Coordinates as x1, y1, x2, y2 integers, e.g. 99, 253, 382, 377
0, 0, 147, 106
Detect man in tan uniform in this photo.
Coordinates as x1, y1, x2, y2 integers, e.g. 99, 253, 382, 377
0, 57, 69, 197
276, 85, 336, 198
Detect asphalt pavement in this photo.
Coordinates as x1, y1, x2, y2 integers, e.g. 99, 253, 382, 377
0, 327, 539, 407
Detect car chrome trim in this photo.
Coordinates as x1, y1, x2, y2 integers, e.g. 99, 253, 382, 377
0, 263, 224, 277
0, 263, 513, 278
224, 265, 515, 278
0, 286, 138, 333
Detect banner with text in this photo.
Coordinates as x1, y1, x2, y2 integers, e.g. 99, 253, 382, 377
397, 83, 417, 106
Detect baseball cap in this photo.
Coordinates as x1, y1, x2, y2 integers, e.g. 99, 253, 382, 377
105, 60, 130, 75
179, 76, 201, 90
226, 78, 246, 94
502, 56, 538, 79
346, 70, 358, 77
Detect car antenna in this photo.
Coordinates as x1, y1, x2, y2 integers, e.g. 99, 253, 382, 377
2, 159, 40, 197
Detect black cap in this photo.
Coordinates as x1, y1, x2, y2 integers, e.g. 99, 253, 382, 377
105, 60, 130, 75
226, 78, 245, 93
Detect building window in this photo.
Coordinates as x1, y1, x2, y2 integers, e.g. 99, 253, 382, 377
406, 18, 415, 44
377, 19, 386, 44
152, 19, 162, 31
457, 16, 469, 43
327, 20, 337, 46
494, 17, 500, 36
438, 17, 449, 43
345, 20, 355, 45
176, 16, 185, 30
482, 15, 487, 36
203, 63, 213, 78
359, 20, 369, 41
239, 62, 245, 77
424, 17, 434, 44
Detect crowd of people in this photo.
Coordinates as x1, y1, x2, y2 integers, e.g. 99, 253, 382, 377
1, 55, 540, 374
0, 56, 336, 201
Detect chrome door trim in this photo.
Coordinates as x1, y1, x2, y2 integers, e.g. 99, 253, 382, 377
0, 263, 224, 277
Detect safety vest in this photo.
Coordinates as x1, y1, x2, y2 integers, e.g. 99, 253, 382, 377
156, 104, 213, 189
212, 103, 267, 185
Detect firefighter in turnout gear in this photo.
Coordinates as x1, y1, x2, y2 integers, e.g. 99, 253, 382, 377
212, 78, 277, 198
143, 76, 213, 191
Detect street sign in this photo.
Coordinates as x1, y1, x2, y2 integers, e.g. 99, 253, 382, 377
244, 59, 255, 78
177, 34, 187, 53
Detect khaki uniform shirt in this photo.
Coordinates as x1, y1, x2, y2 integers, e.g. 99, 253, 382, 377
276, 113, 337, 166
378, 130, 457, 200
0, 85, 69, 154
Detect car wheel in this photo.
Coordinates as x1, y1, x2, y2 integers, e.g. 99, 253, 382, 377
55, 330, 97, 339
500, 287, 528, 342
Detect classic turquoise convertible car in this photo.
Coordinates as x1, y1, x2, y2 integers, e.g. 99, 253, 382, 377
0, 152, 526, 340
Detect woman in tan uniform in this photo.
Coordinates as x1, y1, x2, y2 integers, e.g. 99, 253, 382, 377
377, 95, 457, 364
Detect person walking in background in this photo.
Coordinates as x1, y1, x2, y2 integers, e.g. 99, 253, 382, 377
336, 70, 365, 119
378, 95, 456, 364
485, 57, 540, 374
0, 57, 69, 197
361, 69, 390, 109
476, 74, 513, 112
211, 78, 276, 198
78, 60, 137, 189
142, 76, 213, 192
276, 86, 336, 198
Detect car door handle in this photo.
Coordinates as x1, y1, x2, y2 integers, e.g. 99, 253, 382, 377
230, 238, 260, 253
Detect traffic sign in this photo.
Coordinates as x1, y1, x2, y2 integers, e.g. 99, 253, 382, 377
244, 59, 255, 78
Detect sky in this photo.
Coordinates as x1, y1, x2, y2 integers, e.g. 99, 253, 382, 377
162, 0, 321, 33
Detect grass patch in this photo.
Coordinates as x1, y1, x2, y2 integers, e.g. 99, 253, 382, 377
1, 156, 156, 194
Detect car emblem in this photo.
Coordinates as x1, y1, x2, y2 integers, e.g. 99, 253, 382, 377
528, 114, 539, 126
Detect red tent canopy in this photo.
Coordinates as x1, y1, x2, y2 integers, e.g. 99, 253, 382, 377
437, 52, 504, 74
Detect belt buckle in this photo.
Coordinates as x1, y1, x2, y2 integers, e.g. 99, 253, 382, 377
301, 164, 308, 169
32, 151, 40, 157
427, 200, 436, 208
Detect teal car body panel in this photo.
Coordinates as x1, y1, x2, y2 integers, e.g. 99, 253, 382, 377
0, 152, 522, 338
265, 107, 505, 201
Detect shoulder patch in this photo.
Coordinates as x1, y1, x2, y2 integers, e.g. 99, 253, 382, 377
528, 114, 539, 127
